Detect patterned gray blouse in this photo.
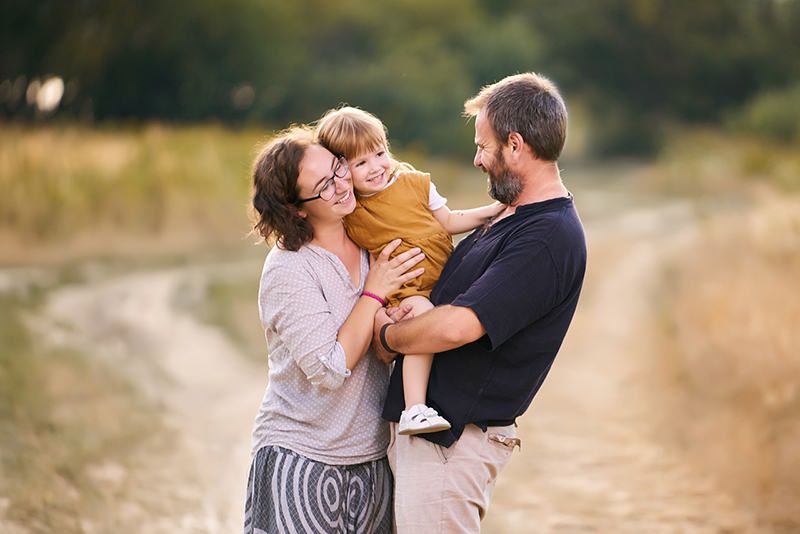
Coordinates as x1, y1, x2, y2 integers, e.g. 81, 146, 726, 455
250, 243, 391, 465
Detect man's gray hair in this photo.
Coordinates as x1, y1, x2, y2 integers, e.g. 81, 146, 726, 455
464, 72, 567, 162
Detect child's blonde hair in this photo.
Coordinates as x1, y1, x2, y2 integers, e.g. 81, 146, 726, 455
316, 106, 412, 175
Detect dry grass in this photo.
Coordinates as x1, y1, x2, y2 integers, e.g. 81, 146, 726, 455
659, 188, 800, 532
639, 128, 800, 196
0, 123, 269, 531
0, 285, 162, 533
637, 128, 800, 530
0, 123, 497, 266
0, 123, 264, 265
2, 123, 799, 530
176, 271, 266, 363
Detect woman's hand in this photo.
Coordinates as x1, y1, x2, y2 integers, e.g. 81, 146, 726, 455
336, 240, 422, 370
362, 239, 425, 301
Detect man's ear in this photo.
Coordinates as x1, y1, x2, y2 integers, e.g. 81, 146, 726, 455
507, 132, 526, 161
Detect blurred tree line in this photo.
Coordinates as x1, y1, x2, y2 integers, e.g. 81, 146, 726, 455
2, 0, 799, 156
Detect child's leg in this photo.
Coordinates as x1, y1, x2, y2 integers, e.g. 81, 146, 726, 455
399, 295, 436, 409
397, 295, 450, 435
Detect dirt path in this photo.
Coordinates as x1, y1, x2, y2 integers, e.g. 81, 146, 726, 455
484, 196, 766, 533
33, 192, 769, 533
40, 261, 268, 533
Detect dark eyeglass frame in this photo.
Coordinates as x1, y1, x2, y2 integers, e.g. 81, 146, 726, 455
296, 156, 349, 204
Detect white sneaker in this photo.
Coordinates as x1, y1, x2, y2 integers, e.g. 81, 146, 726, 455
397, 404, 451, 435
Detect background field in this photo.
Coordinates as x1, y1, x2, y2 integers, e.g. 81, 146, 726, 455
3, 0, 800, 530
1, 123, 798, 533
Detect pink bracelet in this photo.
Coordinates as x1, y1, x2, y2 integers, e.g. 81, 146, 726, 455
361, 292, 386, 306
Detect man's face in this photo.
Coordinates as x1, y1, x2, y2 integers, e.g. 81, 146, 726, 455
474, 110, 523, 205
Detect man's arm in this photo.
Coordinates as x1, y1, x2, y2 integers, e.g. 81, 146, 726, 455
372, 304, 486, 364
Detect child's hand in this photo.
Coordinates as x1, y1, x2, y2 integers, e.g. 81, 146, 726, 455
385, 302, 415, 323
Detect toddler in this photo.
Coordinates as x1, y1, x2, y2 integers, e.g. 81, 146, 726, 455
317, 107, 502, 435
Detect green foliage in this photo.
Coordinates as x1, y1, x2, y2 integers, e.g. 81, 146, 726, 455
646, 128, 800, 196
519, 0, 800, 155
1, 0, 542, 156
3, 0, 800, 156
725, 84, 800, 143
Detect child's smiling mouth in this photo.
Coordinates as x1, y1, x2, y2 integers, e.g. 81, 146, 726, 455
367, 171, 384, 183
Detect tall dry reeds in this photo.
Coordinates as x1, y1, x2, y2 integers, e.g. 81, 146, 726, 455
0, 123, 264, 263
660, 187, 800, 531
641, 128, 800, 196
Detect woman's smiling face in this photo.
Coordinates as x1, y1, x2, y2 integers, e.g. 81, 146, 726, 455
349, 144, 392, 195
295, 144, 355, 224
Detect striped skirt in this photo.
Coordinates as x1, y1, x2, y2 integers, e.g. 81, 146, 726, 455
243, 445, 394, 534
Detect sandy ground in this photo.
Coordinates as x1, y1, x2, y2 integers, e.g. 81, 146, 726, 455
17, 188, 773, 533
35, 262, 268, 533
483, 196, 766, 533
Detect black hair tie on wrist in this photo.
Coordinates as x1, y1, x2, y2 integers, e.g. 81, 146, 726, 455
380, 323, 399, 354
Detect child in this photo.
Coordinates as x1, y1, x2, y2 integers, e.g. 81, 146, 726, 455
317, 106, 502, 436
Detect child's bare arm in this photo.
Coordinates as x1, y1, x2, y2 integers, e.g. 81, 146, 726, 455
432, 201, 504, 235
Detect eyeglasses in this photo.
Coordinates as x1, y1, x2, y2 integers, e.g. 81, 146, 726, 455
296, 156, 349, 203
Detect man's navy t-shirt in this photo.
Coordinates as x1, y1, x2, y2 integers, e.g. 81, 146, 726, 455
382, 195, 587, 447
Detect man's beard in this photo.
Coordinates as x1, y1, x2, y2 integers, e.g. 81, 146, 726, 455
486, 150, 523, 205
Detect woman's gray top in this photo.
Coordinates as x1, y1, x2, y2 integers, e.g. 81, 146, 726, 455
251, 243, 391, 465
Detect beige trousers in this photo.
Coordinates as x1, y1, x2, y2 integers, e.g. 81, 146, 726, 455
387, 423, 519, 534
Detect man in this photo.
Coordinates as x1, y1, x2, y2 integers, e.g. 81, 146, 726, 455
373, 72, 587, 533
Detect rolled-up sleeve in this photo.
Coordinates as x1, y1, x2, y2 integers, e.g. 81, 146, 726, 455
260, 260, 352, 390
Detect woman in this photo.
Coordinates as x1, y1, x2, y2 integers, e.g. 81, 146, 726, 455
244, 125, 424, 534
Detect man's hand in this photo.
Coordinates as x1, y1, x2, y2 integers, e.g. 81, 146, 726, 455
372, 304, 414, 364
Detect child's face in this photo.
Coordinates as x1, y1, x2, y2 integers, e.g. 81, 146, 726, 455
349, 144, 392, 195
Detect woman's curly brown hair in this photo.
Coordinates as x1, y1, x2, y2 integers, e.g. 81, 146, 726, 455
250, 126, 316, 251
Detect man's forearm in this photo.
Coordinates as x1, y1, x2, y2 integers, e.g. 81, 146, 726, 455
383, 304, 486, 355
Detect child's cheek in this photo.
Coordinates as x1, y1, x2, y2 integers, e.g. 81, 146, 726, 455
353, 173, 369, 192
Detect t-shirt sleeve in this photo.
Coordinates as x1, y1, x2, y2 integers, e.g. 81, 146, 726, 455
428, 181, 447, 211
259, 261, 351, 390
451, 232, 561, 350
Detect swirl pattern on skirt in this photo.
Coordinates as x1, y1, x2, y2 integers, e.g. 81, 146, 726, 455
244, 445, 393, 534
